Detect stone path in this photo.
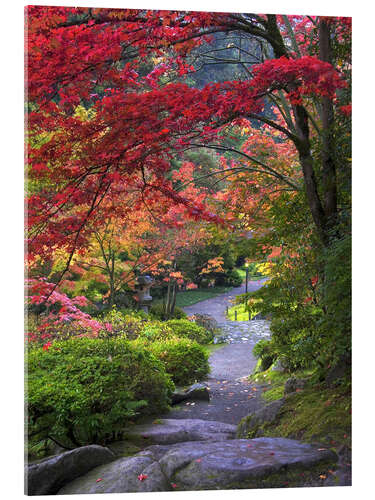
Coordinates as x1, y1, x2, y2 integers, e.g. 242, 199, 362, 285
26, 281, 348, 494
162, 280, 272, 424
183, 278, 267, 323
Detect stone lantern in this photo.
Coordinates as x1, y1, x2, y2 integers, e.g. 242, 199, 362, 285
135, 275, 153, 313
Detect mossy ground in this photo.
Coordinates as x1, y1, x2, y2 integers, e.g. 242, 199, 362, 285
249, 368, 313, 402
247, 368, 351, 450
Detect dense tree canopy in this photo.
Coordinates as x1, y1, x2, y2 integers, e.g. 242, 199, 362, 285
26, 7, 351, 373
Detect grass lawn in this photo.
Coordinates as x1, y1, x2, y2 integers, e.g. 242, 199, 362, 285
172, 286, 233, 307
236, 267, 265, 282
227, 303, 255, 321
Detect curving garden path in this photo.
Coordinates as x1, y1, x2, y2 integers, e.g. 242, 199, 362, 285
28, 279, 349, 494
162, 279, 271, 424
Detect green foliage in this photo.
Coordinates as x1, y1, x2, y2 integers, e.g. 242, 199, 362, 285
176, 234, 240, 287
166, 319, 213, 344
27, 337, 174, 448
215, 268, 243, 287
149, 303, 187, 321
317, 232, 351, 368
98, 307, 145, 339
139, 321, 175, 342
252, 339, 277, 372
141, 337, 210, 385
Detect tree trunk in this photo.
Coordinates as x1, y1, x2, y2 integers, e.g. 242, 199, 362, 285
165, 280, 172, 319
108, 253, 115, 307
170, 281, 177, 316
319, 19, 338, 228
292, 104, 328, 245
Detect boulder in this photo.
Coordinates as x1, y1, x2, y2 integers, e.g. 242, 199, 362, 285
284, 377, 308, 395
123, 418, 236, 445
58, 438, 337, 494
26, 444, 115, 495
237, 399, 285, 438
58, 452, 169, 495
172, 383, 210, 404
270, 358, 285, 372
191, 314, 219, 334
325, 355, 351, 387
156, 438, 337, 490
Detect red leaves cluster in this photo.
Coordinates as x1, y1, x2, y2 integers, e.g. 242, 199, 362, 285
26, 7, 350, 269
251, 56, 347, 104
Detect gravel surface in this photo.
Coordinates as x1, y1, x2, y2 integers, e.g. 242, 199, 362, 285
162, 280, 270, 424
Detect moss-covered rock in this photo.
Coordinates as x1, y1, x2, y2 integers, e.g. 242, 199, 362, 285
237, 399, 285, 438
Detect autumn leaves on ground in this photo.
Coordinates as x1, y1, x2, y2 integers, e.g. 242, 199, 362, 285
25, 7, 351, 492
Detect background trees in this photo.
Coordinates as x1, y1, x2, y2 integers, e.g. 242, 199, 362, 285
26, 7, 351, 377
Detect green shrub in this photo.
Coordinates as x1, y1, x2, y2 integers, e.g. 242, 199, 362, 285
27, 337, 174, 448
166, 319, 213, 344
139, 321, 175, 341
149, 303, 187, 320
98, 307, 145, 339
253, 339, 277, 372
215, 268, 243, 287
138, 337, 210, 385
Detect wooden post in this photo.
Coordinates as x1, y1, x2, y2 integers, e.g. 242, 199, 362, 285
249, 311, 251, 321
235, 310, 237, 321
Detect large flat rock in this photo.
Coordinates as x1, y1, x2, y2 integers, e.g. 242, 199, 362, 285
156, 438, 336, 490
26, 444, 115, 495
58, 437, 337, 494
58, 453, 168, 495
123, 418, 236, 445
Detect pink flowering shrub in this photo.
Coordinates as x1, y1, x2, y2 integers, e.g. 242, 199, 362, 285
26, 278, 107, 347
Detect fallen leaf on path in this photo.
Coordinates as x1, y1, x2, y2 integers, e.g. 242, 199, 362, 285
319, 475, 327, 480
96, 478, 103, 483
138, 474, 148, 481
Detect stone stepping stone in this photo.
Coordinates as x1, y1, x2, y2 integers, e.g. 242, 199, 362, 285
122, 418, 237, 445
58, 438, 337, 494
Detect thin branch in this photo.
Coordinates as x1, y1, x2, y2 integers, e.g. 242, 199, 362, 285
187, 143, 300, 190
